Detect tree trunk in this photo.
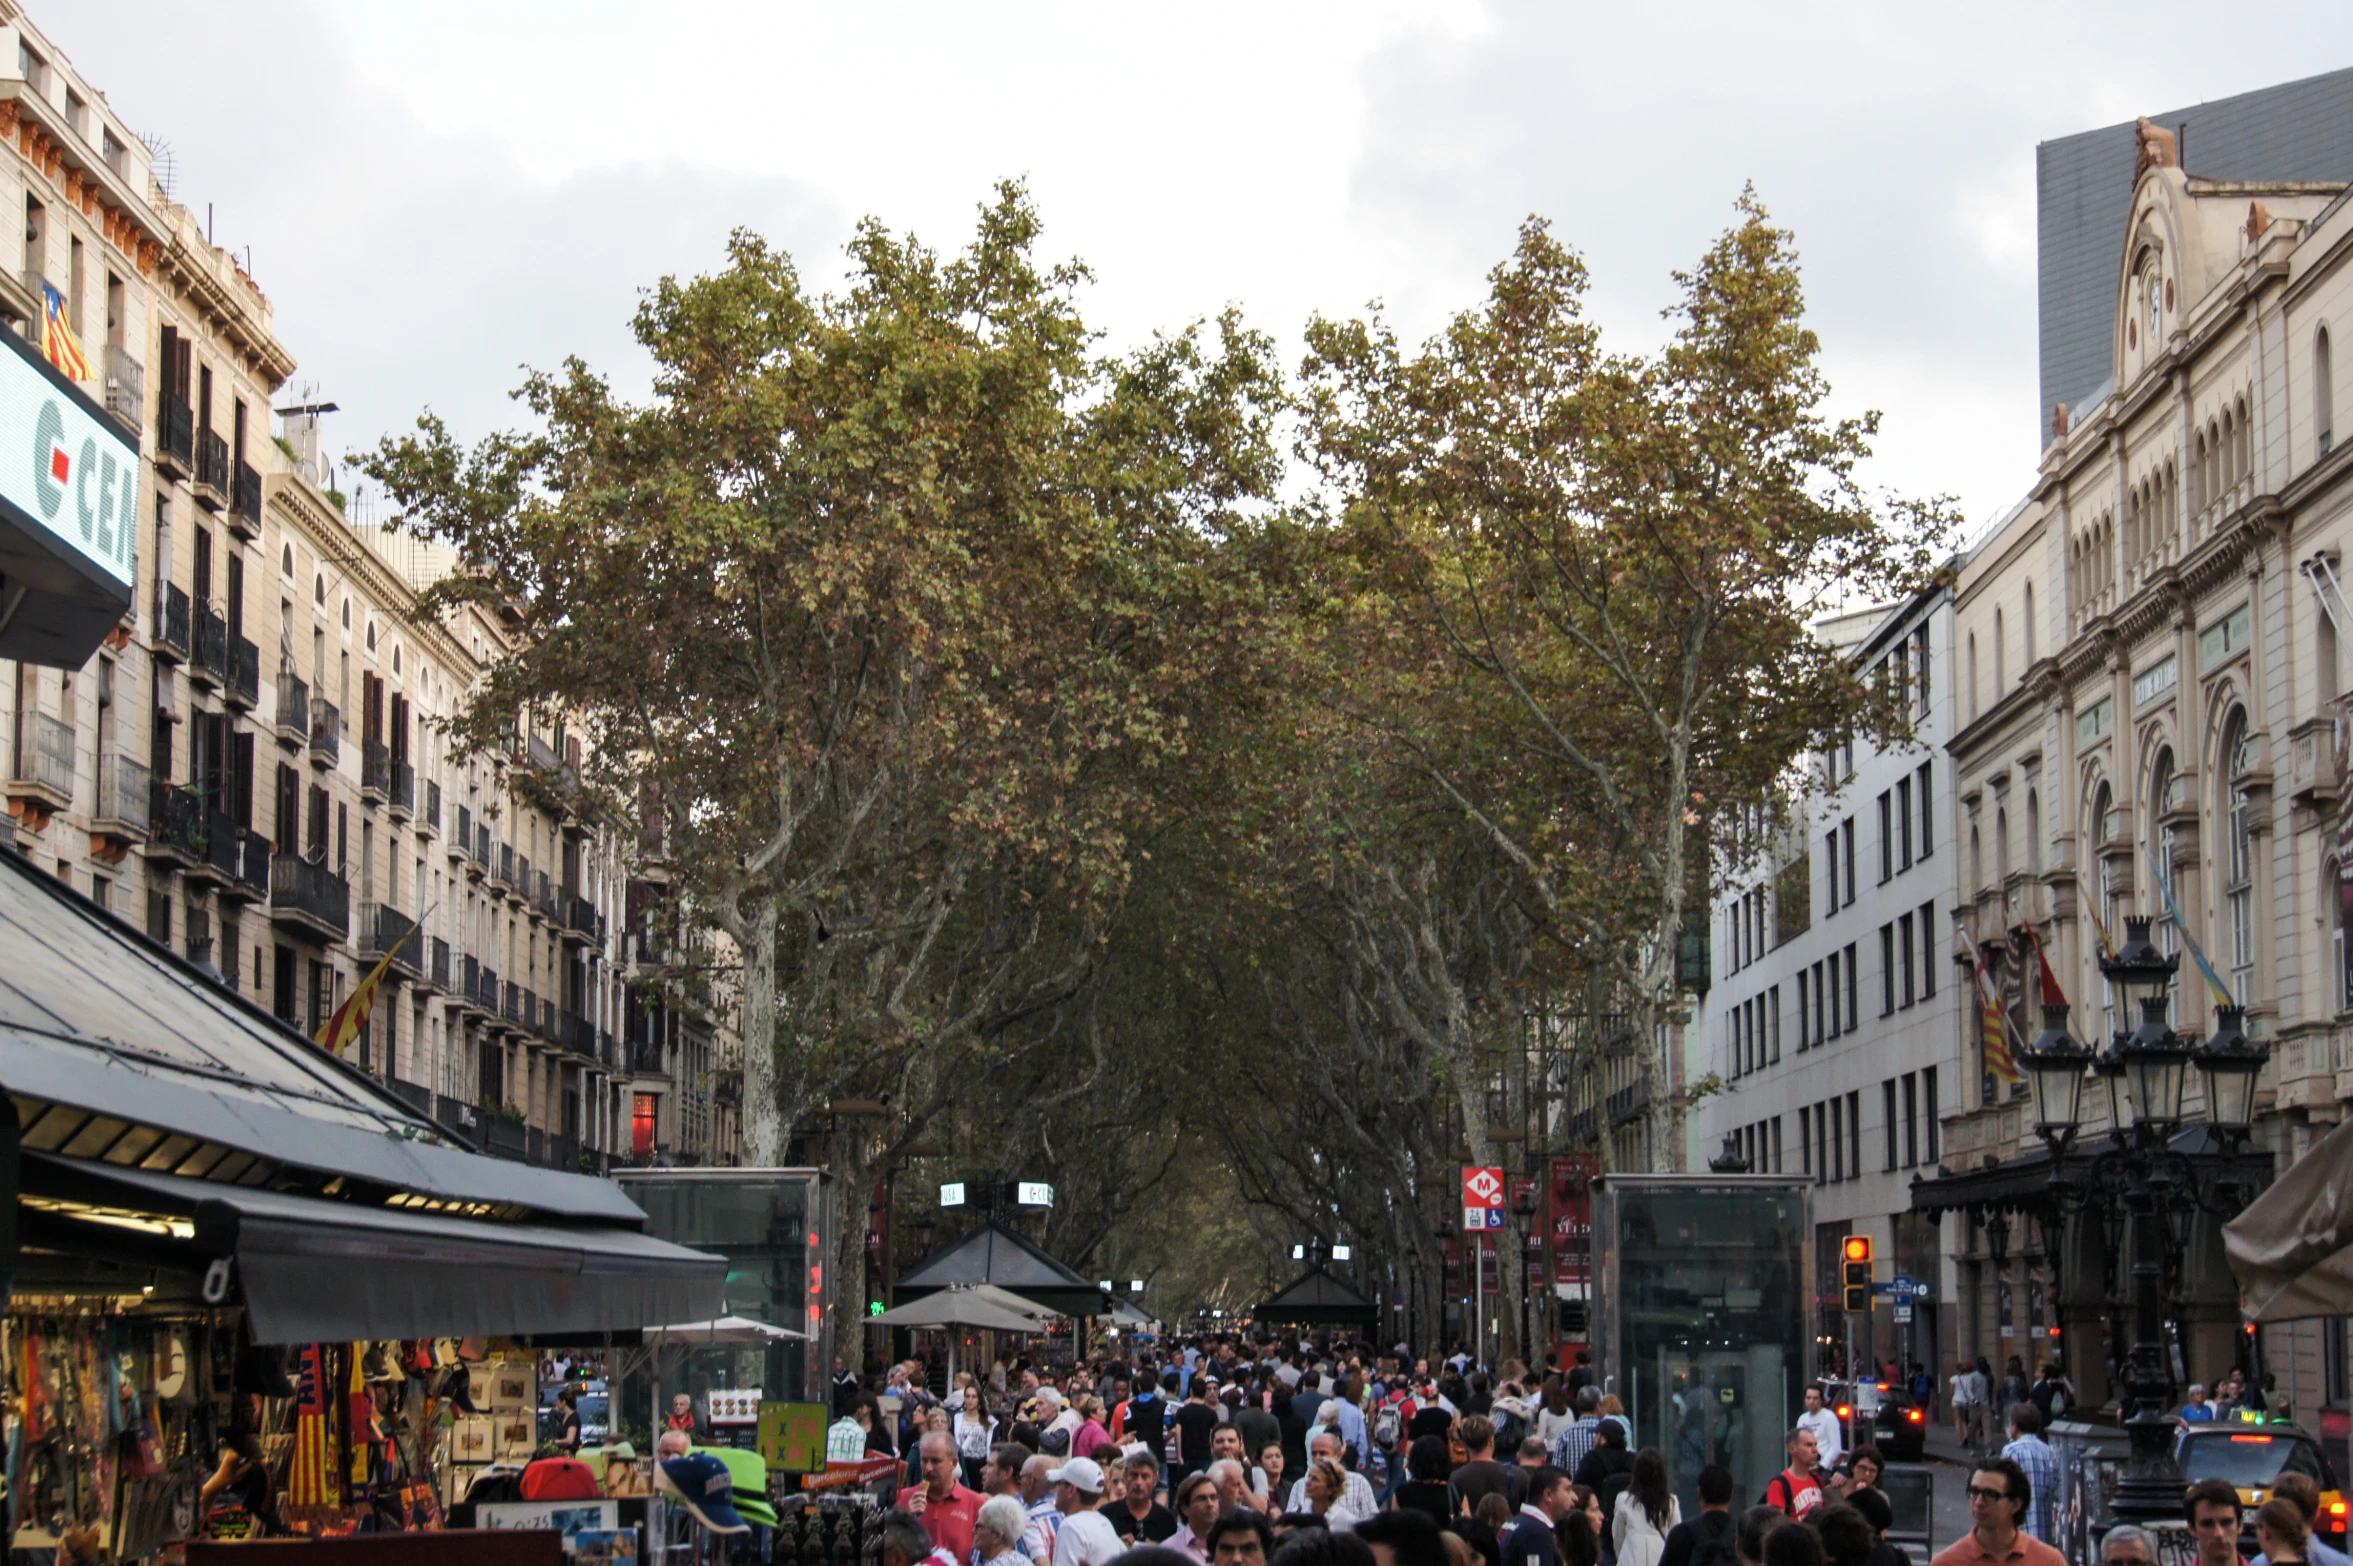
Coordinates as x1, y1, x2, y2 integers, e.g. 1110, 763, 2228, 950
739, 899, 783, 1165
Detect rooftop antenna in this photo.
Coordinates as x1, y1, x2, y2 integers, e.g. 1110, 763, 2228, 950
137, 133, 176, 203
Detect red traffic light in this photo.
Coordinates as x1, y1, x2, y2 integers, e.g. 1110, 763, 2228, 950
1841, 1235, 1874, 1263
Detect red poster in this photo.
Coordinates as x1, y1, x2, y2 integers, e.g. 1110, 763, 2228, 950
1549, 1155, 1599, 1285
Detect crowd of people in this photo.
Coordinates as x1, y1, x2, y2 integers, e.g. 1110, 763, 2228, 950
830, 1337, 1932, 1566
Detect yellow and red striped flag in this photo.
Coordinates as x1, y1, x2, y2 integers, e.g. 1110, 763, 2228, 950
1962, 932, 2023, 1085
315, 941, 403, 1058
286, 1343, 337, 1508
39, 281, 88, 381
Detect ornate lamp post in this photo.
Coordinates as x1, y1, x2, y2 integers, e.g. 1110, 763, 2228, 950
2015, 916, 2269, 1525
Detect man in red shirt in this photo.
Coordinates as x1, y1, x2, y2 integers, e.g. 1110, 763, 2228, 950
898, 1432, 985, 1563
1763, 1427, 1823, 1519
1928, 1458, 2065, 1566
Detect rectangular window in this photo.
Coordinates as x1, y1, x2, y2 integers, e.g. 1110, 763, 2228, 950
1914, 626, 1931, 710
1771, 1116, 1783, 1174
2200, 603, 2252, 668
1899, 911, 1917, 1007
1799, 1106, 1813, 1177
1828, 950, 1843, 1035
1769, 985, 1781, 1064
1830, 1096, 1844, 1181
1897, 777, 1914, 869
1845, 943, 1859, 1030
1842, 820, 1857, 906
1920, 900, 1938, 997
1814, 963, 1827, 1046
1902, 1073, 1920, 1168
1847, 1090, 1862, 1182
2133, 654, 2179, 706
1884, 1079, 1899, 1171
1923, 1066, 1940, 1162
1880, 923, 1897, 1016
1825, 832, 1839, 918
1878, 791, 1894, 882
2076, 696, 2115, 746
1918, 762, 1934, 855
1796, 978, 1809, 1051
1728, 1009, 1742, 1078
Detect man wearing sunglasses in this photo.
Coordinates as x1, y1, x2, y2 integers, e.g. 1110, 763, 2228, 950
1929, 1457, 2063, 1566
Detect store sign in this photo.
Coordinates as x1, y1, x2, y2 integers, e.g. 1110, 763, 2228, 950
940, 1181, 967, 1207
1016, 1181, 1054, 1207
1463, 1165, 1505, 1230
0, 326, 138, 667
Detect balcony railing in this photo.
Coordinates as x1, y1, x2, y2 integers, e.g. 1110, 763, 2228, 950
562, 891, 602, 943
387, 757, 414, 816
527, 733, 561, 773
224, 634, 259, 709
157, 390, 194, 473
8, 712, 74, 802
455, 803, 473, 858
357, 902, 422, 973
360, 740, 388, 803
561, 1009, 595, 1058
231, 459, 262, 527
461, 954, 483, 1010
421, 779, 442, 836
194, 428, 230, 507
93, 753, 151, 836
190, 604, 227, 687
102, 346, 143, 433
429, 936, 451, 991
434, 1094, 480, 1143
480, 964, 501, 1014
502, 979, 524, 1026
275, 673, 309, 746
152, 582, 190, 662
269, 853, 350, 940
239, 830, 271, 897
310, 700, 340, 768
147, 782, 207, 862
201, 809, 244, 885
475, 823, 492, 867
491, 842, 514, 890
484, 1115, 526, 1162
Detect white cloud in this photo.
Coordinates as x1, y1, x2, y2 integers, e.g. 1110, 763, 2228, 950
42, 0, 2352, 530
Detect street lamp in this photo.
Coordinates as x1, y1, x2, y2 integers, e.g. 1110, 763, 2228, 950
2017, 915, 2270, 1526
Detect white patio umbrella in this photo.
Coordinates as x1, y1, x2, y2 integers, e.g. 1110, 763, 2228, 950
869, 1284, 1059, 1381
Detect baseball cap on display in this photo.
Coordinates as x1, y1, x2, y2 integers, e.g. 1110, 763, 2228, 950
657, 1453, 750, 1534
1046, 1456, 1106, 1494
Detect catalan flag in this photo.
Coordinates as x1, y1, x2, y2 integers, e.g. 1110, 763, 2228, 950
39, 281, 89, 382
1964, 931, 2023, 1085
315, 937, 405, 1058
286, 1343, 337, 1509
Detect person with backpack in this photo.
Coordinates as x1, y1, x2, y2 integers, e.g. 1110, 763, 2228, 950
1373, 1383, 1413, 1498
1572, 1421, 1637, 1564
1761, 1427, 1823, 1520
1658, 1466, 1736, 1566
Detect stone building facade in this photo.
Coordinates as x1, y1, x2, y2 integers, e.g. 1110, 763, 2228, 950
1936, 120, 2352, 1419
0, 4, 741, 1172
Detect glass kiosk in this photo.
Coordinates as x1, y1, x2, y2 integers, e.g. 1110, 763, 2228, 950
1592, 1173, 1811, 1515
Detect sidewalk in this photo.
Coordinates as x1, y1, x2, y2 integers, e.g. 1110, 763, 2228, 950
1919, 1418, 1978, 1469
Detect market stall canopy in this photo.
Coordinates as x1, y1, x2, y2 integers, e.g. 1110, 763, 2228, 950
0, 850, 726, 1339
1101, 1300, 1153, 1328
2226, 1116, 2353, 1321
1256, 1264, 1377, 1326
870, 1283, 1059, 1331
892, 1220, 1098, 1316
647, 1315, 811, 1344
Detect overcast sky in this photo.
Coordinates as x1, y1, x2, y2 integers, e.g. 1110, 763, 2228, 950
45, 1, 2352, 532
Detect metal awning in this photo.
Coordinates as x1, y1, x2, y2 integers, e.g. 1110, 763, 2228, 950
23, 1153, 726, 1343
1909, 1125, 2273, 1219
1256, 1264, 1378, 1326
893, 1221, 1100, 1316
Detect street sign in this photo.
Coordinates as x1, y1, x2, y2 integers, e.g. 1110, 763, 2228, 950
1463, 1166, 1505, 1231
1893, 1303, 1914, 1323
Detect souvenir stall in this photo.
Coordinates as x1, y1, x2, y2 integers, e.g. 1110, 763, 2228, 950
0, 848, 727, 1558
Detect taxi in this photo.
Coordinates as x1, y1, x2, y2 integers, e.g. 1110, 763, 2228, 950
2175, 1422, 2348, 1550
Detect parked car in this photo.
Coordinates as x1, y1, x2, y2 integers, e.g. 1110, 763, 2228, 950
2176, 1423, 2346, 1554
1822, 1377, 1927, 1463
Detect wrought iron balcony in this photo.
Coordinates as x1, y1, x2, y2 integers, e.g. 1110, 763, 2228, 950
226, 828, 271, 902
92, 753, 152, 839
484, 1115, 526, 1161
190, 604, 227, 688
561, 1008, 595, 1058
490, 842, 514, 892
561, 891, 603, 945
475, 823, 492, 867
309, 700, 340, 768
145, 782, 208, 866
231, 459, 262, 530
6, 712, 74, 808
223, 634, 259, 710
152, 582, 190, 663
502, 979, 524, 1026
193, 428, 230, 511
429, 936, 451, 991
357, 902, 423, 976
479, 963, 501, 1014
420, 779, 442, 837
102, 347, 143, 434
360, 740, 388, 804
157, 390, 194, 476
460, 954, 485, 1013
275, 673, 309, 747
387, 757, 414, 818
268, 852, 350, 941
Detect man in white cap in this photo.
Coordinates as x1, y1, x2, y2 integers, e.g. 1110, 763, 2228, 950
1047, 1457, 1123, 1566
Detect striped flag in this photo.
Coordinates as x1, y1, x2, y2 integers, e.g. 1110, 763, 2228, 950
286, 1343, 337, 1508
1962, 930, 2023, 1085
39, 281, 89, 381
315, 938, 406, 1057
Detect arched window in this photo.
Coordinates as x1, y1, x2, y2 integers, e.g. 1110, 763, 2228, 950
2337, 859, 2353, 1014
2223, 409, 2238, 489
1970, 824, 1982, 895
2025, 790, 2041, 873
314, 573, 327, 607
2320, 327, 2335, 458
2222, 709, 2255, 1005
1967, 632, 1979, 720
342, 597, 352, 630
1994, 609, 2006, 691
1996, 806, 2010, 887
281, 542, 294, 577
2091, 780, 2118, 1035
2236, 397, 2253, 485
2023, 582, 2036, 664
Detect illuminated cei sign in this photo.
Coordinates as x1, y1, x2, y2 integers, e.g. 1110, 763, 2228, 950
0, 325, 139, 667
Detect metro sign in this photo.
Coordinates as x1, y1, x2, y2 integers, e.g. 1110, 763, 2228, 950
1463, 1165, 1506, 1231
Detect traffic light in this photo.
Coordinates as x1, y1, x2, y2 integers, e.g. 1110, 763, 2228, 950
1841, 1235, 1874, 1313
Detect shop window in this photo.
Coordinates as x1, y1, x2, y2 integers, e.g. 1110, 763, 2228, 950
633, 1093, 657, 1157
